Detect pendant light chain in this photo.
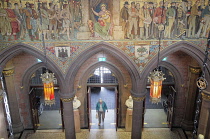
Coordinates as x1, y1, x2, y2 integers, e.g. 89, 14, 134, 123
192, 33, 210, 139
38, 1, 48, 70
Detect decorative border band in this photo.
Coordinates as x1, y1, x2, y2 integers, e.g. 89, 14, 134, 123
61, 96, 74, 102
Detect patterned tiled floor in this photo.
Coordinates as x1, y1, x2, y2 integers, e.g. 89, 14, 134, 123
22, 128, 186, 139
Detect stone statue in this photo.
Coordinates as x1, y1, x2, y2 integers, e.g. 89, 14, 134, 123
73, 96, 81, 110
125, 95, 133, 109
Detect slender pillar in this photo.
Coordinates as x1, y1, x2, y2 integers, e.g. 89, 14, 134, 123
61, 96, 76, 139
0, 89, 8, 139
3, 61, 23, 133
182, 66, 201, 130
131, 91, 146, 139
198, 90, 210, 139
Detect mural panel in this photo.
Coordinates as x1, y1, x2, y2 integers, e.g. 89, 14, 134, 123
0, 0, 209, 41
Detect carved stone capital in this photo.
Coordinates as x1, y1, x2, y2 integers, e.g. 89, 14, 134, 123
61, 96, 74, 102
201, 90, 210, 101
130, 90, 146, 102
3, 69, 14, 76
189, 66, 201, 74
132, 96, 146, 102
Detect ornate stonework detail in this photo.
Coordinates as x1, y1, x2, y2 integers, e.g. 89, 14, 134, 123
201, 92, 210, 101
132, 96, 146, 102
3, 69, 14, 76
189, 66, 201, 74
61, 97, 74, 102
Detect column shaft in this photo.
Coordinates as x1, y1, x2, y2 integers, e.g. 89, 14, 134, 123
198, 91, 210, 139
182, 66, 201, 130
131, 94, 145, 139
3, 66, 23, 133
62, 98, 76, 139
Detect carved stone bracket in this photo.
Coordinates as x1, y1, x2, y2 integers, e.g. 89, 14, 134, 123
61, 96, 74, 102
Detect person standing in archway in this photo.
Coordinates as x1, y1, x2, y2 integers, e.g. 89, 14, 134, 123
96, 98, 108, 126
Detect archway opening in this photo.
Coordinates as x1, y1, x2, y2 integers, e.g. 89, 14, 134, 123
144, 66, 175, 128
30, 67, 63, 130
87, 66, 118, 130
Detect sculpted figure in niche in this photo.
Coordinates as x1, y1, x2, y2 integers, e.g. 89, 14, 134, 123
125, 95, 133, 109
91, 3, 113, 40
73, 96, 81, 110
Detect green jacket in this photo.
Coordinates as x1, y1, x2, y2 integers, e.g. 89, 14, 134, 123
96, 101, 108, 112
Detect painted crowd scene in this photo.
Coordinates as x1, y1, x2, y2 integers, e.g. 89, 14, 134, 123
0, 0, 210, 41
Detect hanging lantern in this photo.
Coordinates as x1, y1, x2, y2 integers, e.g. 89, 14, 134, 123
40, 70, 55, 106
148, 69, 166, 104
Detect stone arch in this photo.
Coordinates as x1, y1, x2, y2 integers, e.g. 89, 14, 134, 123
0, 43, 64, 87
65, 42, 141, 95
140, 41, 210, 89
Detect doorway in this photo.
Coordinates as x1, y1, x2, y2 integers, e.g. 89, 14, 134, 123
88, 87, 117, 129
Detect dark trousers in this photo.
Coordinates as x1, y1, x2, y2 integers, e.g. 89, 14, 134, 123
98, 111, 105, 124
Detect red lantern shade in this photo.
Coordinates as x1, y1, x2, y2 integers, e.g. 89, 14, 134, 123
41, 71, 55, 106
148, 70, 165, 104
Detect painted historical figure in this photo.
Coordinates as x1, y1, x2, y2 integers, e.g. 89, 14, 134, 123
165, 2, 176, 39
120, 1, 129, 39
60, 4, 72, 40
91, 3, 113, 40
128, 2, 138, 39
0, 2, 11, 40
6, 2, 20, 41
187, 0, 200, 38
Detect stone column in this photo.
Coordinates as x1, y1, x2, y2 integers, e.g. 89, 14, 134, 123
77, 0, 91, 40
0, 89, 8, 139
3, 61, 23, 133
198, 91, 210, 139
131, 91, 146, 139
61, 96, 76, 139
182, 66, 201, 130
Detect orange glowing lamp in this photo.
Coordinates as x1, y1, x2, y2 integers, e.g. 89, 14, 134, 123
148, 69, 165, 104
41, 70, 55, 106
